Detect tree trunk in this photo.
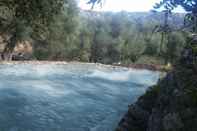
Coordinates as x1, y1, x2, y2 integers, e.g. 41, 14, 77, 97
90, 31, 98, 63
2, 34, 17, 61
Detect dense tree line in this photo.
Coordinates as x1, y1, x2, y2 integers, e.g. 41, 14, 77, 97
0, 0, 187, 65
33, 10, 186, 65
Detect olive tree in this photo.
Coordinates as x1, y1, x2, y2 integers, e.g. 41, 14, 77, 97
0, 0, 66, 60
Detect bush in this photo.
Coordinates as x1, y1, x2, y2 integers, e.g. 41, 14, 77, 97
136, 55, 165, 65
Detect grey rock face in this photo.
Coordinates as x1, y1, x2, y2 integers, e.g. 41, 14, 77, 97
116, 65, 197, 131
147, 109, 162, 131
162, 113, 183, 131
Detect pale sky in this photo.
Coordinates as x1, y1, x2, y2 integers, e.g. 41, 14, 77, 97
78, 0, 185, 12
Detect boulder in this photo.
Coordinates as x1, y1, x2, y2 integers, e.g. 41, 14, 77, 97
162, 113, 183, 131
116, 64, 197, 131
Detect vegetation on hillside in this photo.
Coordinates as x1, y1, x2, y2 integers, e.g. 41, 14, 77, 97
16, 11, 189, 65
0, 0, 187, 66
116, 0, 197, 131
0, 0, 75, 60
0, 0, 197, 130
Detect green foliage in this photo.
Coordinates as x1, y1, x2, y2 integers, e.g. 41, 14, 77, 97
0, 0, 64, 22
155, 0, 197, 32
0, 0, 72, 60
163, 32, 186, 63
34, 48, 50, 60
188, 89, 197, 106
32, 0, 79, 61
144, 40, 159, 56
136, 56, 165, 65
192, 45, 197, 55
0, 0, 187, 64
121, 37, 146, 63
31, 11, 186, 64
139, 85, 160, 111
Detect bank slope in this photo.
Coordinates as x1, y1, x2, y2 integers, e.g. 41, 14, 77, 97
116, 63, 197, 131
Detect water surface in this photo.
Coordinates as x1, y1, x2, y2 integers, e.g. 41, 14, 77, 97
0, 63, 159, 131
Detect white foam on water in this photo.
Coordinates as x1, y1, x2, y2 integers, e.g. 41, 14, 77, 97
87, 70, 131, 81
0, 63, 160, 85
0, 64, 68, 77
86, 68, 160, 86
128, 69, 160, 86
0, 63, 160, 87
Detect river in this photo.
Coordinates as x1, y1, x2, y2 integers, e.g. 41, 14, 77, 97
0, 63, 159, 131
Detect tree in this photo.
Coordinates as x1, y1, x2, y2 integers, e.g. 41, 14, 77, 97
154, 0, 197, 32
0, 0, 66, 60
164, 32, 186, 63
87, 0, 103, 8
153, 10, 171, 55
43, 1, 79, 61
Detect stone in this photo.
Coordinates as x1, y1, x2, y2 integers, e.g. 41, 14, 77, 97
162, 113, 183, 131
12, 53, 33, 61
147, 109, 162, 131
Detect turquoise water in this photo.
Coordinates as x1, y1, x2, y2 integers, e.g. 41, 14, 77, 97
0, 63, 159, 131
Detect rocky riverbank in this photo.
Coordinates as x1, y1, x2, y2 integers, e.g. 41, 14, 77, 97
0, 61, 168, 72
116, 63, 197, 131
113, 63, 171, 72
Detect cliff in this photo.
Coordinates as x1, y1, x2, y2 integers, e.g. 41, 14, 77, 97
116, 43, 197, 131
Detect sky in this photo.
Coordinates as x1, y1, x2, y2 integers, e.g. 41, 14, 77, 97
78, 0, 185, 12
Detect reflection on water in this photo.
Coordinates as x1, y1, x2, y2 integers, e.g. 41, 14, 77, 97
0, 63, 159, 131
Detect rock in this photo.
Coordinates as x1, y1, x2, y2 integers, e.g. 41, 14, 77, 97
162, 113, 183, 131
12, 53, 33, 61
128, 105, 149, 122
116, 64, 197, 131
147, 109, 162, 131
0, 54, 2, 61
116, 105, 150, 131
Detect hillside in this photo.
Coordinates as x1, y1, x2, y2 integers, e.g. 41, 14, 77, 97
81, 11, 185, 30
116, 42, 197, 131
0, 11, 186, 64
